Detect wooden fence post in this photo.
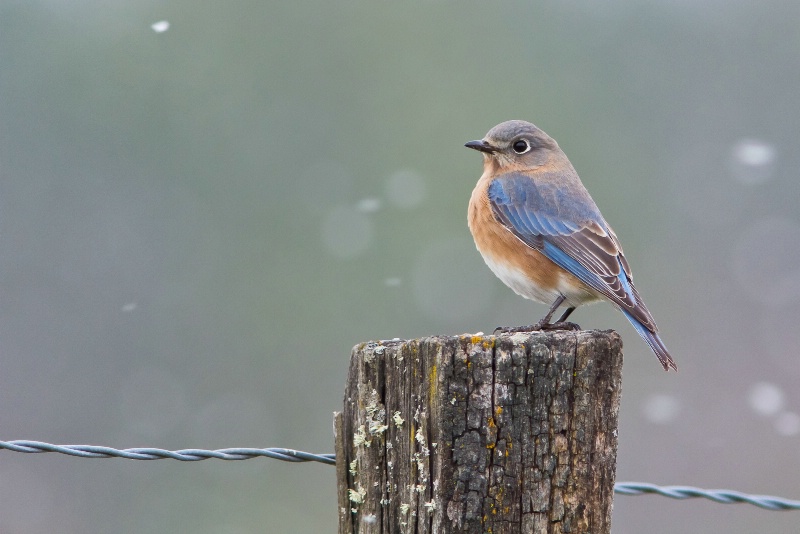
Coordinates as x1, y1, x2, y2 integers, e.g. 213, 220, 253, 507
334, 330, 623, 534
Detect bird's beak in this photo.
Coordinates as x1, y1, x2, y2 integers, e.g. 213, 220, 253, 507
464, 139, 496, 154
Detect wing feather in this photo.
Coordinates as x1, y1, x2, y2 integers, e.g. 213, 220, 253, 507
488, 172, 657, 331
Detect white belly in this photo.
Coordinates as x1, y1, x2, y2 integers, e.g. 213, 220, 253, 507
481, 253, 599, 307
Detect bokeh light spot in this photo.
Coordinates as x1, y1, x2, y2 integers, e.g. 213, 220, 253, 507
748, 382, 785, 416
151, 20, 170, 33
730, 139, 776, 185
385, 169, 427, 209
321, 206, 373, 259
642, 394, 680, 424
357, 197, 382, 213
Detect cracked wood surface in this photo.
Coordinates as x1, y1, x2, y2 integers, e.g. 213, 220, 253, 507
335, 330, 622, 534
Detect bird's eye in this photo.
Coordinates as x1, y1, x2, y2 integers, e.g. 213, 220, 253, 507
512, 139, 531, 154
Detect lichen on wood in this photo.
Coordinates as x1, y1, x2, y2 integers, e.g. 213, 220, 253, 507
335, 330, 622, 534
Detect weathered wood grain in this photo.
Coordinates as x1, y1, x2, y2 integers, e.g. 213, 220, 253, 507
336, 330, 622, 534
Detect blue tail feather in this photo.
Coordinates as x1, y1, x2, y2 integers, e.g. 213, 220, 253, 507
622, 310, 677, 371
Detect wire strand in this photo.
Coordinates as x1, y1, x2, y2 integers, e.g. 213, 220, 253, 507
613, 482, 800, 511
2, 440, 799, 510
0, 440, 335, 464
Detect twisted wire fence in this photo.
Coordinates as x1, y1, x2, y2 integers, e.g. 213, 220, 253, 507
0, 440, 335, 464
2, 440, 798, 511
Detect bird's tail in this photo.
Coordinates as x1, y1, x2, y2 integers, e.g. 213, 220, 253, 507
621, 310, 677, 372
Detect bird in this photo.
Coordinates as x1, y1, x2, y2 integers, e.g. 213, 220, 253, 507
465, 120, 676, 371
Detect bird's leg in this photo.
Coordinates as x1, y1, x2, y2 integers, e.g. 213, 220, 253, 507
533, 297, 580, 331
544, 305, 580, 331
556, 306, 576, 322
531, 295, 565, 328
493, 296, 581, 334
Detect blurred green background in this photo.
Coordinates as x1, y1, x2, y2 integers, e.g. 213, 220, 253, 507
2, 1, 800, 532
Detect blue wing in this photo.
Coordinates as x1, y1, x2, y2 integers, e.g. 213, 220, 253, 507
488, 172, 675, 370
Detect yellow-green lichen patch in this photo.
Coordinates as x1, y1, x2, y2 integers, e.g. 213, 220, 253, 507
428, 364, 437, 402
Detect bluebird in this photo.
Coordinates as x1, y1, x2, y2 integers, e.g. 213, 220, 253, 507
466, 120, 676, 371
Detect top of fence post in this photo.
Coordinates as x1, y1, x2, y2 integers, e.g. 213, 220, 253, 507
335, 329, 623, 533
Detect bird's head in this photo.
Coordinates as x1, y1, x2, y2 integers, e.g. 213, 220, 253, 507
465, 120, 561, 172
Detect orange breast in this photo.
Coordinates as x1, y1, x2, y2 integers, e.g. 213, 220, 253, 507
467, 173, 598, 307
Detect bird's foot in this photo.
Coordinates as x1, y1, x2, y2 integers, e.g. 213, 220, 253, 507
493, 321, 581, 335
493, 325, 535, 335
538, 320, 581, 331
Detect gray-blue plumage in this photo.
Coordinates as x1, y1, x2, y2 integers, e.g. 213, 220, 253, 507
488, 172, 674, 370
